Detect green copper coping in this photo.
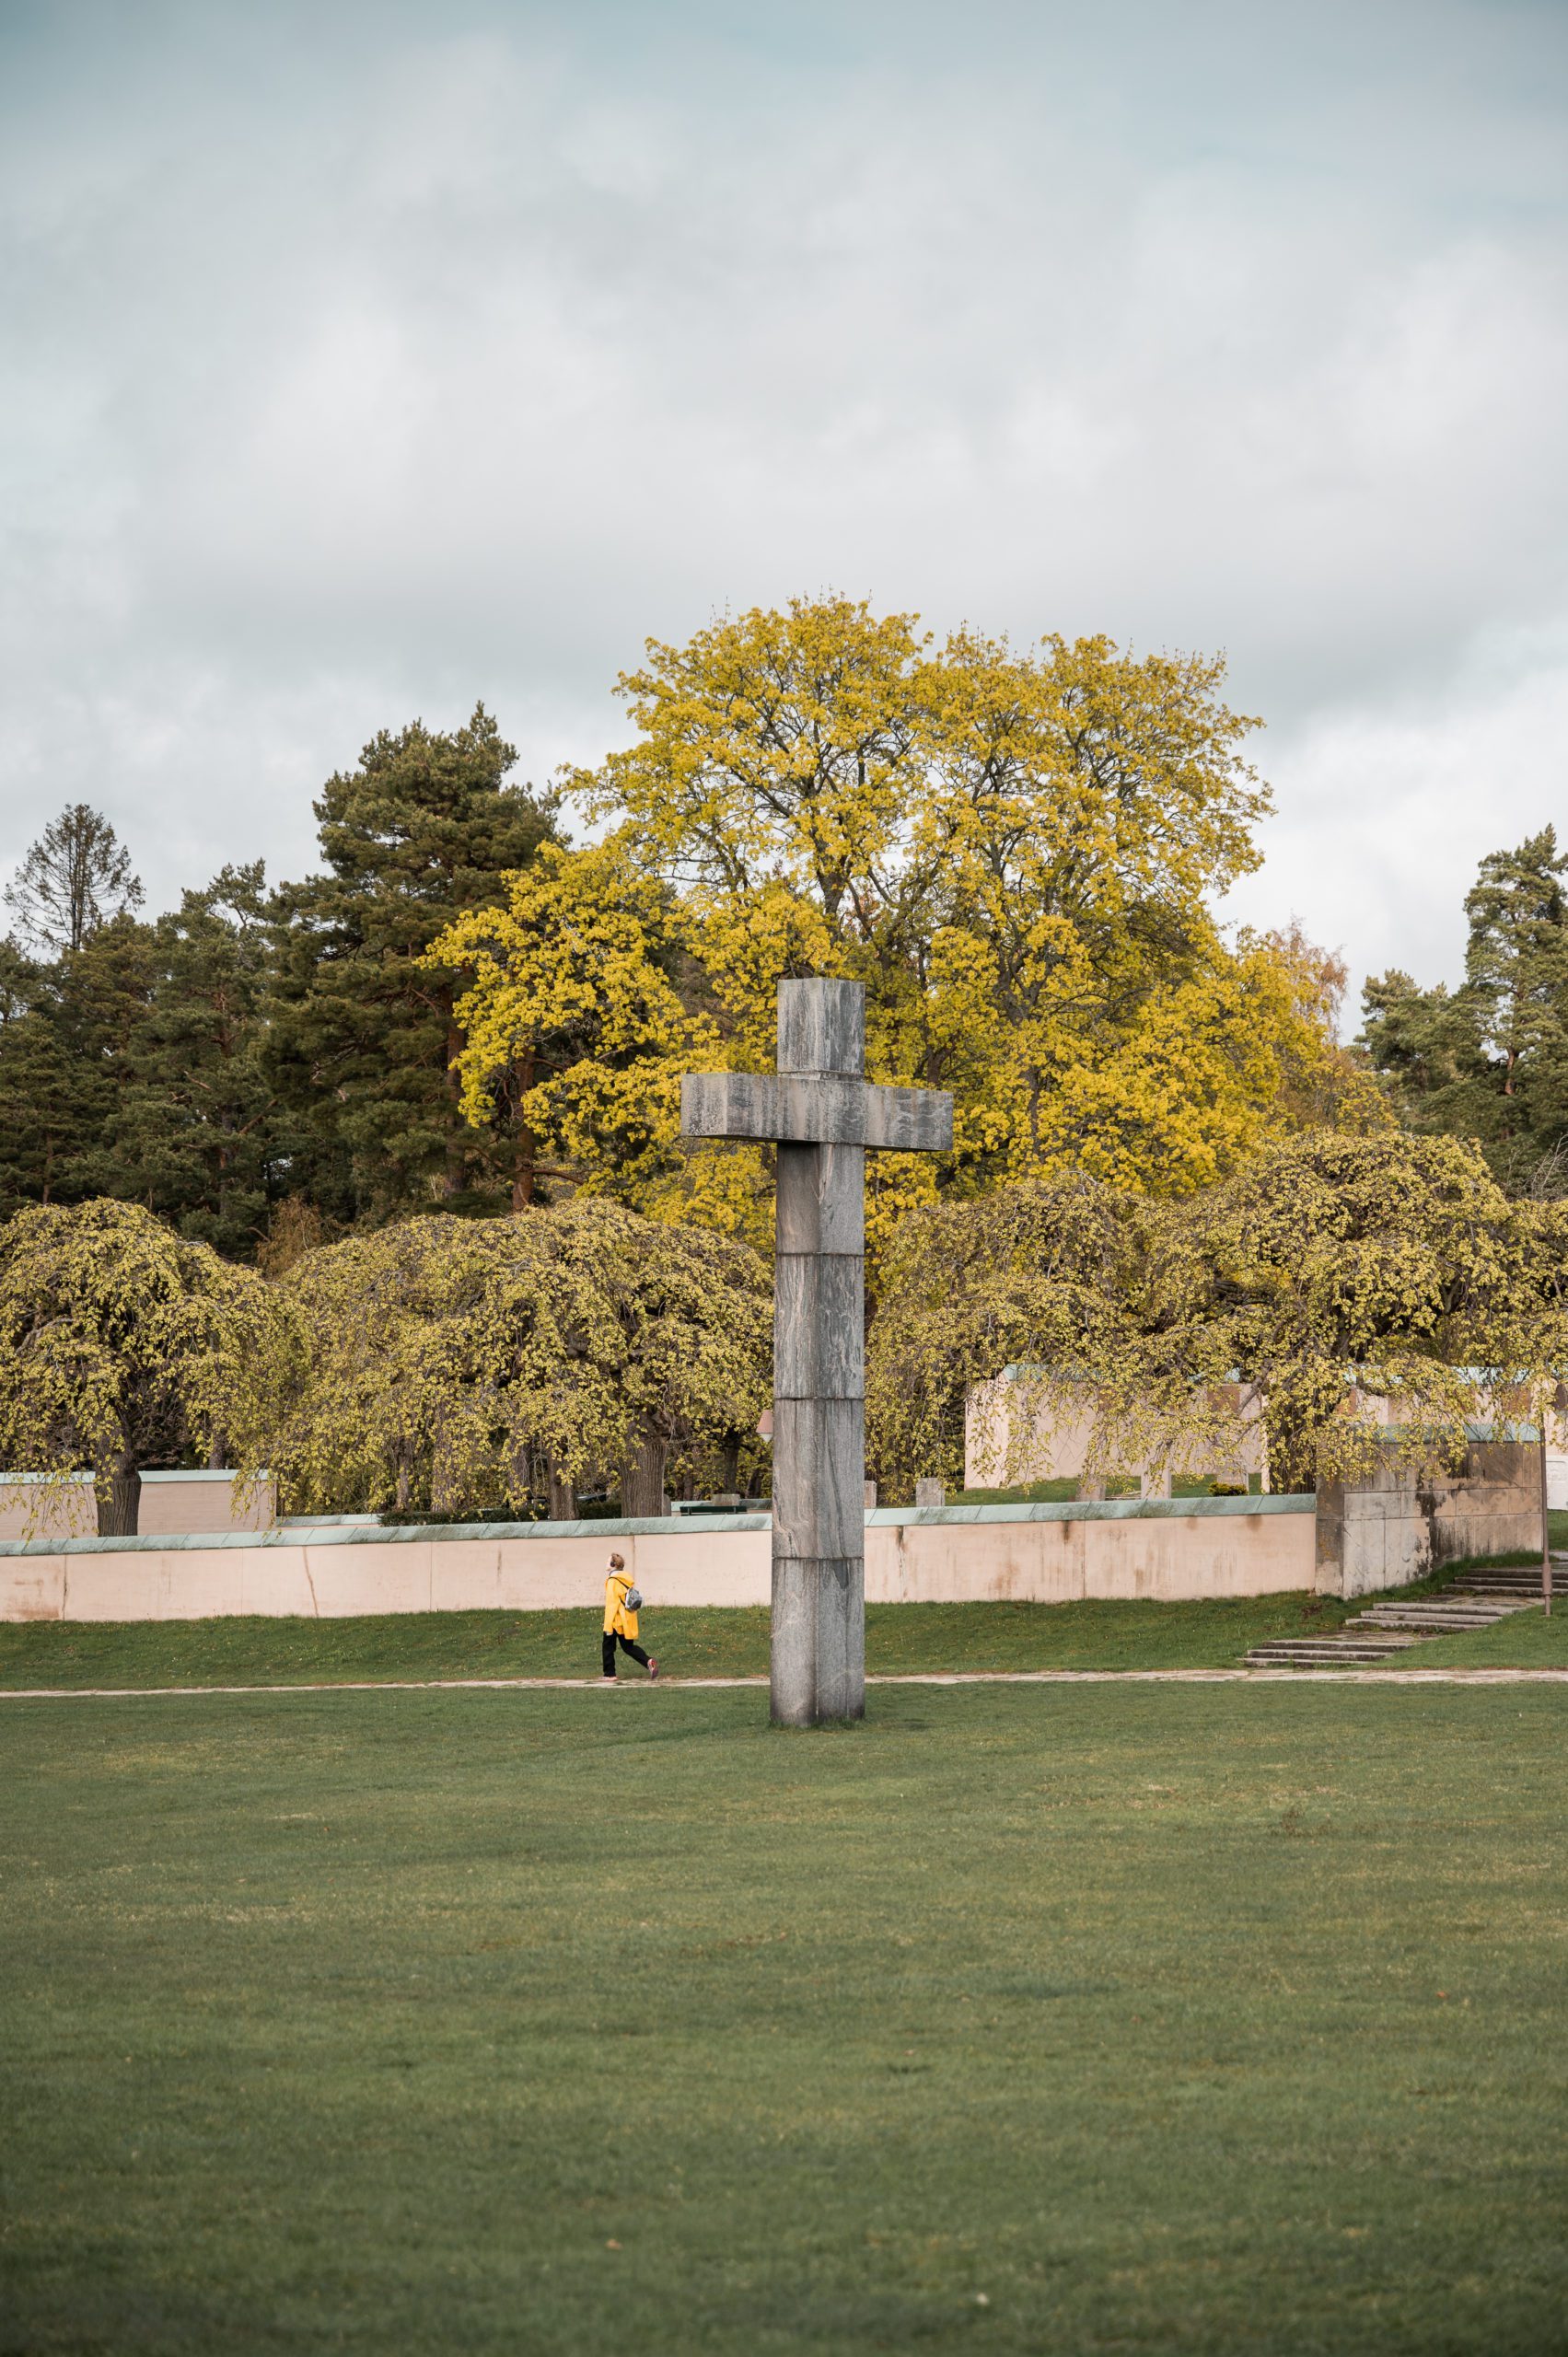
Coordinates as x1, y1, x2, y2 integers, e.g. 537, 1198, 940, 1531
0, 1492, 1313, 1557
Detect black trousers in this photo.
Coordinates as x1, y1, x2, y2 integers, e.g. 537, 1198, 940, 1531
603, 1632, 650, 1675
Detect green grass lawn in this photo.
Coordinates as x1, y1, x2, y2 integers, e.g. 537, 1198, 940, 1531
4, 1554, 1553, 1692
1408, 1603, 1568, 1668
0, 1592, 1380, 1689
2, 1684, 1564, 2353
957, 1476, 1260, 1504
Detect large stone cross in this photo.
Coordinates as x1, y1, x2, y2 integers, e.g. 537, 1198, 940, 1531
681, 979, 953, 1725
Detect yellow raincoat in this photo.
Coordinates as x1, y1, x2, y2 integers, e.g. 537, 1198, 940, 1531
604, 1569, 638, 1641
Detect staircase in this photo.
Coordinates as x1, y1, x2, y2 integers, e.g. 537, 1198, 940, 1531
1244, 1560, 1558, 1668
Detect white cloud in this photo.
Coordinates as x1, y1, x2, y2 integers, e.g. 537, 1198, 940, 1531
0, 0, 1564, 996
1224, 618, 1568, 1016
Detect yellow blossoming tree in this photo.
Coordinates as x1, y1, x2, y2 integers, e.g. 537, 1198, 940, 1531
435, 597, 1376, 1257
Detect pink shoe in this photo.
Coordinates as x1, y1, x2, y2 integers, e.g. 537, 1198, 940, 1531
647, 1658, 660, 1680
601, 1673, 617, 1682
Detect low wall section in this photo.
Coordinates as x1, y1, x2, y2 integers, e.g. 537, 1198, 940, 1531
0, 1471, 275, 1542
1315, 1440, 1541, 1600
0, 1496, 1314, 1622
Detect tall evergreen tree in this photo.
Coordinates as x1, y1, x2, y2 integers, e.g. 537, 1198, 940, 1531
0, 916, 159, 1213
0, 937, 93, 1210
108, 865, 286, 1257
267, 706, 556, 1221
4, 803, 143, 954
1362, 827, 1568, 1190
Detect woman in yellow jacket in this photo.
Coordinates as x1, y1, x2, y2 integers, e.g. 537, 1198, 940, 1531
602, 1552, 659, 1681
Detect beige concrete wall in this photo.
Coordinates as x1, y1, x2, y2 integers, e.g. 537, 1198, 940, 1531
0, 1504, 1318, 1623
865, 1508, 1312, 1603
965, 1374, 1265, 1492
1315, 1441, 1542, 1600
0, 1472, 275, 1541
0, 1523, 773, 1623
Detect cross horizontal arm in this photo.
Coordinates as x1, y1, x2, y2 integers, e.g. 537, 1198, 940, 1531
680, 1073, 953, 1153
864, 1084, 954, 1153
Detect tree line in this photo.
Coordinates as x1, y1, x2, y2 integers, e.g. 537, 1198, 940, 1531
7, 1128, 1568, 1537
0, 709, 554, 1256
5, 593, 1566, 1524
2, 596, 1392, 1270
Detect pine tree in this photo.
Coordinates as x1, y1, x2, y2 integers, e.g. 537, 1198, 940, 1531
268, 706, 556, 1221
0, 918, 158, 1213
0, 938, 96, 1211
109, 865, 286, 1257
1362, 827, 1568, 1190
4, 804, 143, 954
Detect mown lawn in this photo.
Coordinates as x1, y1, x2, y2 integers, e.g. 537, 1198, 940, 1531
3, 1551, 1551, 1691
0, 1592, 1377, 1689
1, 1683, 1564, 2354
1411, 1603, 1568, 1668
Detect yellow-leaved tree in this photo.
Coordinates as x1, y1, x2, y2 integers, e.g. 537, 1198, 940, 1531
261, 1198, 771, 1520
435, 597, 1376, 1257
867, 1133, 1568, 1502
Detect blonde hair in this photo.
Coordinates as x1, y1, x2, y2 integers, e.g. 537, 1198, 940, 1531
609, 1551, 625, 1570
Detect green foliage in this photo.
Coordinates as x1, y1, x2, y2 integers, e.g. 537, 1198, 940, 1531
870, 1132, 1568, 1499
0, 1199, 296, 1534
867, 1173, 1141, 1497
0, 934, 101, 1208
267, 706, 557, 1220
442, 598, 1368, 1253
1362, 826, 1568, 1191
263, 1199, 770, 1518
105, 865, 285, 1257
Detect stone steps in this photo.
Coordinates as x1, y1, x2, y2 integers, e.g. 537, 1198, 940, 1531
1247, 1643, 1414, 1665
1353, 1611, 1514, 1631
1245, 1565, 1547, 1666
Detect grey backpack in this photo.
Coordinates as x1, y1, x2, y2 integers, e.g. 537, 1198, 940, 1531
624, 1585, 643, 1612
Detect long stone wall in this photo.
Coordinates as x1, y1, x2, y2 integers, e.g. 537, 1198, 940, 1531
0, 1454, 1538, 1625
0, 1496, 1314, 1622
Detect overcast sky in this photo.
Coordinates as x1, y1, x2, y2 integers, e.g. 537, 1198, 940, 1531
3, 0, 1565, 1017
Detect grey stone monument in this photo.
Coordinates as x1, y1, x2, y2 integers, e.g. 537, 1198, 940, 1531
680, 979, 953, 1725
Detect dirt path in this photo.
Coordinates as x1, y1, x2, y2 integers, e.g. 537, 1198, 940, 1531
3, 1667, 1566, 1700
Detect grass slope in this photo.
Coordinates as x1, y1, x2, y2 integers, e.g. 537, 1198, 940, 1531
1408, 1604, 1568, 1668
2, 1685, 1565, 2353
2, 1555, 1546, 1691
0, 1592, 1377, 1689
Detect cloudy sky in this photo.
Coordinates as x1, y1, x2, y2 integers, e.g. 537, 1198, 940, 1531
3, 0, 1565, 1016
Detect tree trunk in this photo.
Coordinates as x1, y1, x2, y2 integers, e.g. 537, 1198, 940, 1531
621, 1428, 668, 1518
99, 1463, 142, 1538
719, 1432, 741, 1493
545, 1457, 576, 1520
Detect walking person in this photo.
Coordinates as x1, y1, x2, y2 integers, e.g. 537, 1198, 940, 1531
602, 1551, 658, 1682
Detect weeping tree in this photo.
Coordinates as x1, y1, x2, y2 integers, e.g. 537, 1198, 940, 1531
261, 1199, 771, 1520
0, 1198, 296, 1535
1127, 1131, 1542, 1492
869, 1134, 1568, 1501
866, 1174, 1142, 1500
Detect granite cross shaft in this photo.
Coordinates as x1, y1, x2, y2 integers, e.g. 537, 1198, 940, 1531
680, 979, 954, 1725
